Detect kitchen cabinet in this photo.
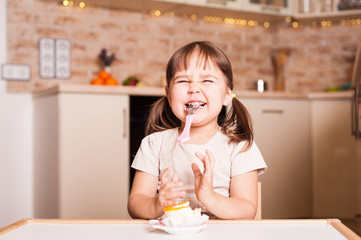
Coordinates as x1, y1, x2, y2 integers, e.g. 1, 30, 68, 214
311, 99, 359, 219
81, 0, 289, 23
70, 0, 361, 23
34, 92, 130, 219
293, 0, 361, 21
183, 0, 293, 15
184, 0, 243, 10
159, 0, 293, 17
244, 0, 293, 16
241, 98, 311, 219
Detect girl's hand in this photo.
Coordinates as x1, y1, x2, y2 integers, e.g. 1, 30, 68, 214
192, 149, 215, 204
157, 168, 185, 211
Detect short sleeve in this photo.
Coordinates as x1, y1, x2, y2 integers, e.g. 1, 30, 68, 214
231, 142, 267, 177
131, 134, 160, 177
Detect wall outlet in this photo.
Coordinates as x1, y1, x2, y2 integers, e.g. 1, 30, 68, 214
55, 39, 70, 79
39, 38, 55, 78
1, 63, 31, 81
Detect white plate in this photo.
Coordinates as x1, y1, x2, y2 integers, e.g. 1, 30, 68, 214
149, 220, 206, 235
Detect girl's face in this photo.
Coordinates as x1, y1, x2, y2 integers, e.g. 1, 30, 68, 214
166, 53, 232, 128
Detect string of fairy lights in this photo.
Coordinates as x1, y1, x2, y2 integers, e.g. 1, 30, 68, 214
60, 0, 86, 8
59, 0, 361, 28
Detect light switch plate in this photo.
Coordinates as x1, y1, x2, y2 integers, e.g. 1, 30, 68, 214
55, 39, 70, 79
39, 38, 55, 78
1, 63, 31, 81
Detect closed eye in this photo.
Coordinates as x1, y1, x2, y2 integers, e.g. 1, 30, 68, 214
203, 79, 214, 83
175, 80, 189, 84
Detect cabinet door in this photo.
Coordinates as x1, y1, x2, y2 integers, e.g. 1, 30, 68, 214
59, 93, 130, 219
311, 99, 358, 219
241, 98, 311, 218
244, 0, 293, 15
185, 0, 243, 9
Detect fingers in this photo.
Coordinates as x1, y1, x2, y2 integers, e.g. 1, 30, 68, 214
160, 167, 171, 185
195, 151, 205, 162
195, 149, 215, 174
158, 188, 185, 206
160, 168, 181, 188
160, 169, 183, 190
171, 171, 179, 182
191, 162, 201, 178
205, 149, 215, 170
158, 168, 185, 208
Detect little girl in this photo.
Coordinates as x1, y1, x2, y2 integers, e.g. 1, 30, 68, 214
128, 41, 267, 220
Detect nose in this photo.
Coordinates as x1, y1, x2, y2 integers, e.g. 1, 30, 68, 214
188, 82, 201, 94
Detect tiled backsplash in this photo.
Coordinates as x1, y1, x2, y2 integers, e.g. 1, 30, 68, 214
6, 0, 361, 93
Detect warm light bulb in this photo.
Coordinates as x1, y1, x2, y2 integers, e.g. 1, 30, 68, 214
235, 19, 242, 25
225, 18, 234, 24
79, 1, 85, 8
264, 22, 270, 28
154, 10, 161, 16
63, 0, 69, 6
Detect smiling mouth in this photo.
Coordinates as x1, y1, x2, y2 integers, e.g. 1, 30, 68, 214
185, 102, 206, 109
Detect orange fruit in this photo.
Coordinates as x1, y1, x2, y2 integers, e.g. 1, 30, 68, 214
105, 77, 118, 86
90, 78, 105, 85
98, 70, 111, 80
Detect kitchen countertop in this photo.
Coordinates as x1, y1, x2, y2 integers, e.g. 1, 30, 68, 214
33, 83, 354, 100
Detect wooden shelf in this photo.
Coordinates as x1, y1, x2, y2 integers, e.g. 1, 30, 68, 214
294, 9, 361, 21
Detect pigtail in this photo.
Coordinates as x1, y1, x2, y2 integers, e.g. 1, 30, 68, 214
221, 97, 253, 151
145, 97, 180, 136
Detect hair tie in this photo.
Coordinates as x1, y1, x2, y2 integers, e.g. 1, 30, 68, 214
232, 93, 236, 98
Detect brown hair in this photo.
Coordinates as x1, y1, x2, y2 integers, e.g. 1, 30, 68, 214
145, 41, 253, 150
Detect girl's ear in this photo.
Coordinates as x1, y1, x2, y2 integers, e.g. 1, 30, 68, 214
223, 88, 233, 106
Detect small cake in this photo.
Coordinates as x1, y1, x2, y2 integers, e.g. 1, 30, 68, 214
161, 201, 207, 227
163, 201, 201, 218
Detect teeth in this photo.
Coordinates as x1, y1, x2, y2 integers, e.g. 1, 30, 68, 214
186, 102, 205, 108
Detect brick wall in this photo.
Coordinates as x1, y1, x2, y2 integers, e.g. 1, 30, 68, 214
6, 0, 361, 92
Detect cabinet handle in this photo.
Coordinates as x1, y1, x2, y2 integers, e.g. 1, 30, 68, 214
262, 109, 284, 114
123, 108, 127, 138
353, 85, 361, 139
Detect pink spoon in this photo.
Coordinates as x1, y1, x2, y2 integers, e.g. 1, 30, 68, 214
177, 103, 200, 143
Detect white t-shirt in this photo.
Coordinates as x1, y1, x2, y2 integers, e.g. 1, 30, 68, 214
131, 128, 267, 212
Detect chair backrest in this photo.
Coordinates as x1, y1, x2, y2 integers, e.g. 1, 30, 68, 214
254, 182, 262, 220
